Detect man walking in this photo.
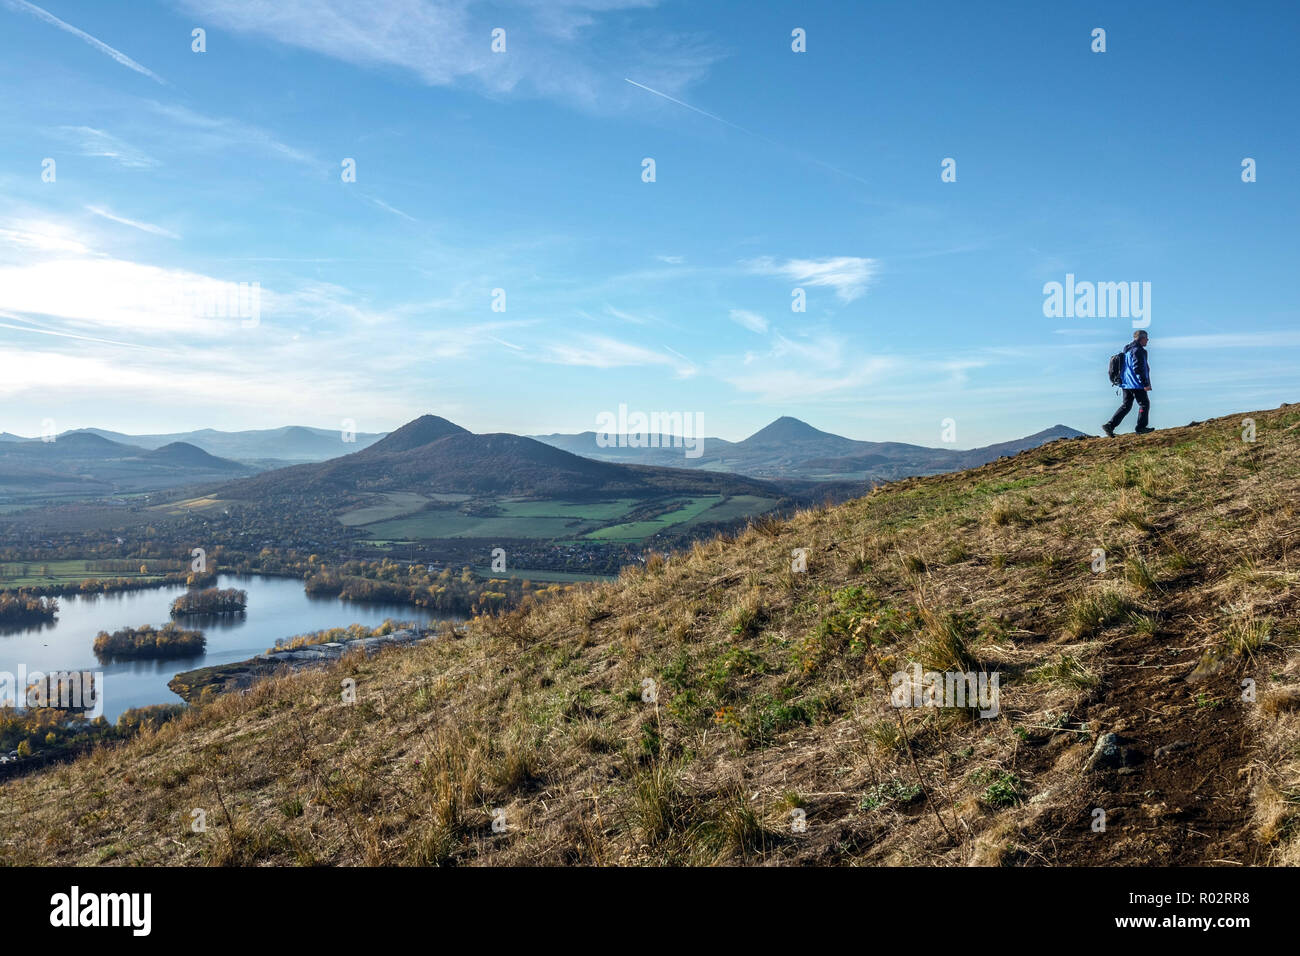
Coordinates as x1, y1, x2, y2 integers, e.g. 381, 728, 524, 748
1103, 330, 1153, 436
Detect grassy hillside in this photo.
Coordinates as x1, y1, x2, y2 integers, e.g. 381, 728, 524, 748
2, 404, 1297, 866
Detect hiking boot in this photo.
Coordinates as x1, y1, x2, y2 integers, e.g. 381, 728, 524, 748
1135, 426, 1155, 434
1101, 423, 1115, 437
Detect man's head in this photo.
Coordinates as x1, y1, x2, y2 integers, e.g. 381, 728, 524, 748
1134, 330, 1149, 346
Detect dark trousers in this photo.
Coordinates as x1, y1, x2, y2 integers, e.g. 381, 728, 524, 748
1107, 388, 1150, 430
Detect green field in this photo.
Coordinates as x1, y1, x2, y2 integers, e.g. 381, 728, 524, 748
339, 493, 433, 527
680, 495, 780, 527
493, 499, 640, 520
339, 492, 477, 527
366, 513, 588, 539
583, 496, 720, 540
358, 493, 784, 544
0, 558, 173, 588
363, 498, 642, 541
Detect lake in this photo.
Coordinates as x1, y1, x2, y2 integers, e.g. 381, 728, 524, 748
0, 574, 446, 721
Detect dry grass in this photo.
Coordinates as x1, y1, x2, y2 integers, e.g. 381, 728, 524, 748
2, 404, 1298, 866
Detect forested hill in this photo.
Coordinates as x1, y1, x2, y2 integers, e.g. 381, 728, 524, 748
217, 415, 787, 500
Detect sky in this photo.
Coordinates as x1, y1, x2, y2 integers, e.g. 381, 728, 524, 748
0, 0, 1297, 448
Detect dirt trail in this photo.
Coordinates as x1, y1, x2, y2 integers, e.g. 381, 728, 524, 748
1025, 575, 1260, 865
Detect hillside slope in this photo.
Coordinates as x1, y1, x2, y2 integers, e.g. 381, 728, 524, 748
142, 441, 247, 471
2, 404, 1297, 866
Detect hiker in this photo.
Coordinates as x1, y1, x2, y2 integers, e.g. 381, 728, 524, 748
1103, 330, 1153, 436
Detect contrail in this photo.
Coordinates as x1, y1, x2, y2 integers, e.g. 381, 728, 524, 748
624, 78, 870, 187
624, 78, 755, 136
0, 313, 169, 352
663, 344, 697, 370
3, 0, 167, 84
85, 205, 180, 240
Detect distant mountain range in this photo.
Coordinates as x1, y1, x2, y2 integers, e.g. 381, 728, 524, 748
0, 414, 1088, 507
0, 416, 1088, 481
534, 417, 1088, 481
0, 425, 386, 463
220, 415, 783, 501
0, 432, 254, 500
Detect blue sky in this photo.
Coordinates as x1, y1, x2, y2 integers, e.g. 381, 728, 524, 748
1, 0, 1297, 447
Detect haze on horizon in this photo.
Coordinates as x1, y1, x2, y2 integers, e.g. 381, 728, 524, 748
1, 0, 1297, 447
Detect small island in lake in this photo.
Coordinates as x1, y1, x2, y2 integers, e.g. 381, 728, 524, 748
0, 592, 58, 625
93, 622, 206, 660
170, 587, 247, 616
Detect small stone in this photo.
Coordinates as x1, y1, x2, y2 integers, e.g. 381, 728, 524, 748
1084, 732, 1123, 772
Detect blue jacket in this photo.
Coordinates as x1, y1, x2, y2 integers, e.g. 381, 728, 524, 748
1121, 341, 1151, 390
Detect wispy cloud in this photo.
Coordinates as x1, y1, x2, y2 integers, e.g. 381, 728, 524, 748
172, 0, 716, 110
938, 358, 988, 386
625, 78, 871, 186
0, 256, 261, 335
365, 196, 417, 222
4, 0, 167, 83
604, 305, 652, 326
85, 205, 179, 239
0, 214, 485, 426
55, 126, 158, 168
147, 102, 318, 168
719, 331, 900, 402
0, 311, 170, 352
0, 216, 383, 337
0, 220, 91, 255
728, 308, 768, 334
544, 334, 696, 377
747, 255, 880, 303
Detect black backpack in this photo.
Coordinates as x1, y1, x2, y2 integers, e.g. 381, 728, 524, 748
1108, 351, 1124, 386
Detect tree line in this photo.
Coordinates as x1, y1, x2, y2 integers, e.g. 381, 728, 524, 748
170, 587, 247, 616
93, 623, 206, 660
302, 559, 575, 616
1, 704, 186, 773
0, 592, 58, 625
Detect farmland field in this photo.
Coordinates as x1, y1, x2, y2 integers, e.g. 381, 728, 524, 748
680, 494, 780, 527
493, 499, 640, 520
358, 493, 784, 543
338, 492, 439, 527
0, 558, 176, 588
360, 497, 643, 540
365, 512, 590, 539
583, 496, 719, 540
153, 495, 227, 515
